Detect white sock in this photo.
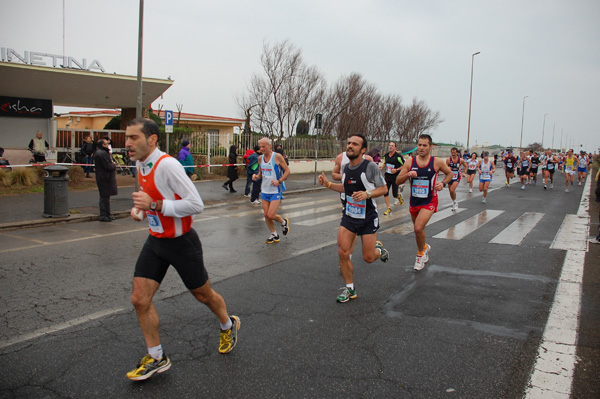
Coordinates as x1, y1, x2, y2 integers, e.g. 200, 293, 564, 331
148, 344, 163, 360
346, 283, 354, 290
220, 317, 232, 331
377, 248, 382, 256
349, 254, 352, 260
270, 231, 277, 237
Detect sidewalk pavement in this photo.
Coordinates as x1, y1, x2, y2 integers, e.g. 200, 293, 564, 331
0, 172, 325, 231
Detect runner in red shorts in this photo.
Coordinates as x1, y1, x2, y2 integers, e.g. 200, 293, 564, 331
396, 134, 453, 271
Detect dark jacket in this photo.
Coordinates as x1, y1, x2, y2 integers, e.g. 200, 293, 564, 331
81, 141, 96, 156
94, 146, 117, 197
227, 145, 238, 181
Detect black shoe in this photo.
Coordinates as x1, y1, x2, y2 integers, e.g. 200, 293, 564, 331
230, 189, 237, 193
222, 183, 229, 190
99, 217, 112, 222
108, 215, 116, 220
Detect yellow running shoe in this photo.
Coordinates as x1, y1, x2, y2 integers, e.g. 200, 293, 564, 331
219, 316, 241, 354
126, 354, 171, 381
383, 208, 392, 216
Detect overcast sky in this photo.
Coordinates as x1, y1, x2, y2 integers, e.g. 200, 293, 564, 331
3, 0, 599, 152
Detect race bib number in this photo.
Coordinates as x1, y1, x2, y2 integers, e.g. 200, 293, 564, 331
506, 162, 513, 168
412, 179, 430, 198
147, 211, 164, 234
480, 172, 491, 181
452, 170, 459, 180
565, 165, 573, 172
547, 164, 554, 170
262, 167, 273, 178
386, 163, 394, 174
345, 197, 366, 219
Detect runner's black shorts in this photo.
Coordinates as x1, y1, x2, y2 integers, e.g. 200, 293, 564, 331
134, 228, 209, 290
340, 214, 379, 236
506, 167, 514, 174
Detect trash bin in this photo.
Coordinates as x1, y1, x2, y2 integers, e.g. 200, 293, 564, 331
43, 165, 70, 218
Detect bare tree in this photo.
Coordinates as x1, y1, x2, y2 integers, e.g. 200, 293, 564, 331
176, 103, 184, 127
240, 40, 326, 138
239, 41, 443, 143
394, 98, 443, 143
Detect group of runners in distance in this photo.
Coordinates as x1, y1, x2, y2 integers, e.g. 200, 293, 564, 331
122, 118, 596, 381
500, 148, 593, 193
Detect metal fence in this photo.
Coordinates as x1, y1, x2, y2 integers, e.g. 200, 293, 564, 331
56, 129, 462, 163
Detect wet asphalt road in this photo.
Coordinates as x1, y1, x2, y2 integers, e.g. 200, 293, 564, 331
0, 172, 597, 398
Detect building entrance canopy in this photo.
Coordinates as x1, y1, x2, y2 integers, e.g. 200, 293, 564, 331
0, 62, 173, 109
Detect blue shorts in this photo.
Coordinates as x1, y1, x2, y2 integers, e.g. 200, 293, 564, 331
340, 214, 379, 236
577, 167, 587, 173
261, 192, 283, 202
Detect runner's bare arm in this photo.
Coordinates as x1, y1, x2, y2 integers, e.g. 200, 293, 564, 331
436, 158, 454, 190
395, 157, 413, 185
319, 172, 344, 193
332, 153, 343, 181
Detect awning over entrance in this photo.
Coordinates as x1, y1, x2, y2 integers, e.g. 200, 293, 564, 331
0, 62, 173, 108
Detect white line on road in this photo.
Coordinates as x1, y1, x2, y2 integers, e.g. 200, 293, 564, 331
0, 307, 126, 350
524, 176, 591, 398
433, 210, 504, 240
489, 212, 545, 246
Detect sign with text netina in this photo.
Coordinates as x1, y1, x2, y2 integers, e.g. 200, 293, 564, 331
0, 96, 53, 119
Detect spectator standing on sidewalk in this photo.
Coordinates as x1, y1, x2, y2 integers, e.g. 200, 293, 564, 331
222, 145, 239, 193
80, 135, 96, 178
177, 140, 194, 179
247, 145, 261, 202
28, 130, 49, 163
275, 143, 289, 165
94, 138, 117, 222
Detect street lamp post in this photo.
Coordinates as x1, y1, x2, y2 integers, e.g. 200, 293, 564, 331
541, 113, 547, 149
466, 51, 480, 153
519, 96, 529, 151
551, 122, 555, 150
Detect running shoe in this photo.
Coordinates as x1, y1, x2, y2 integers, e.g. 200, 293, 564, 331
452, 200, 458, 211
544, 184, 547, 190
281, 218, 290, 236
397, 193, 404, 205
521, 185, 525, 190
126, 354, 171, 381
244, 194, 251, 198
505, 182, 509, 187
469, 188, 473, 193
565, 189, 569, 193
534, 181, 537, 186
423, 243, 431, 263
578, 182, 582, 186
252, 199, 261, 205
482, 197, 487, 204
222, 183, 229, 191
383, 208, 392, 216
266, 233, 280, 244
336, 287, 357, 303
414, 255, 426, 271
376, 241, 389, 262
219, 315, 241, 354
393, 199, 399, 206
589, 237, 600, 245
551, 184, 553, 189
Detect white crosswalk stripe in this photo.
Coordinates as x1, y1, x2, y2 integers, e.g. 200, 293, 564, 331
489, 212, 545, 245
433, 210, 504, 240
239, 194, 559, 248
